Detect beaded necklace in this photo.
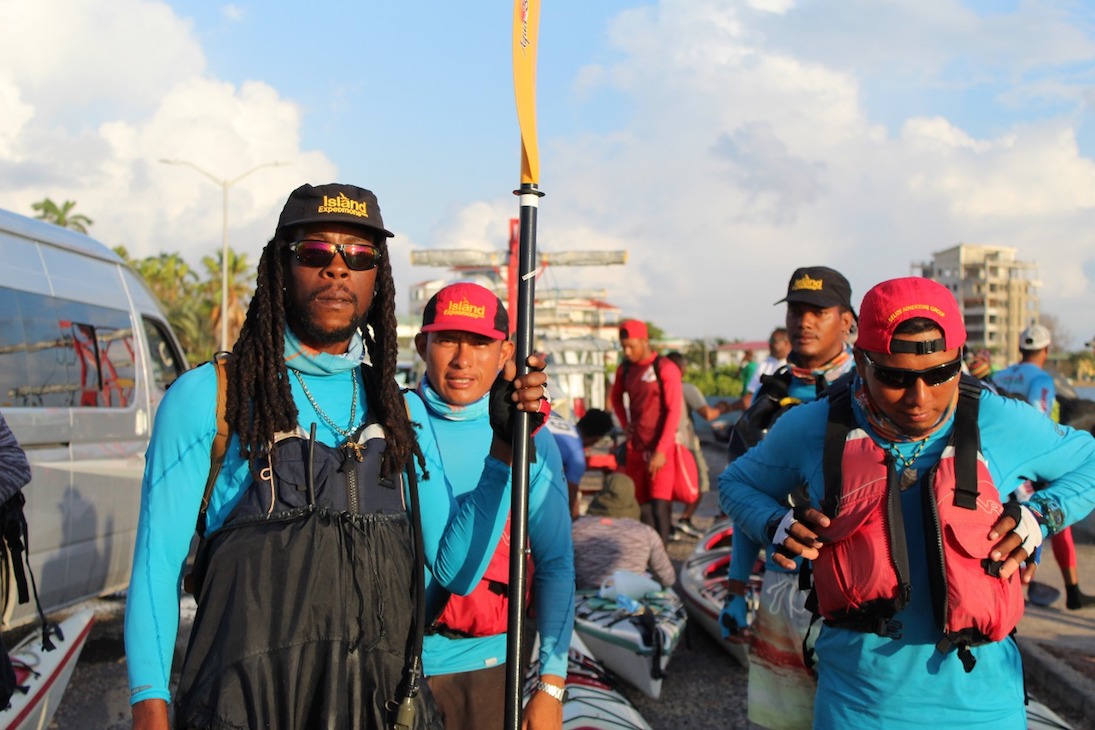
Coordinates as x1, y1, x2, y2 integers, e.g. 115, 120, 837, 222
886, 438, 929, 489
291, 369, 365, 461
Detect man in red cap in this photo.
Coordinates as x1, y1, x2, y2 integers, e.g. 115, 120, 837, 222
722, 276, 1095, 728
610, 319, 682, 543
413, 282, 573, 730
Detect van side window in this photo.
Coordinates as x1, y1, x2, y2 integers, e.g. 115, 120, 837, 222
0, 286, 136, 408
142, 317, 184, 391
0, 287, 30, 408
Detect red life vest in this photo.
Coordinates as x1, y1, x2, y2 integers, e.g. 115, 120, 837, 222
429, 514, 533, 639
812, 377, 1025, 671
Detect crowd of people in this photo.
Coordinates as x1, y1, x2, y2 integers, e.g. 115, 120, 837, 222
103, 181, 1095, 729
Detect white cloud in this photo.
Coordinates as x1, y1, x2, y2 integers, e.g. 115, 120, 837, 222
0, 75, 34, 158
221, 4, 246, 22
3, 0, 1095, 347
517, 0, 1095, 344
0, 0, 336, 271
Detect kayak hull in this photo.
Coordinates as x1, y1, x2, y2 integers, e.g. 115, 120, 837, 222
573, 588, 686, 699
526, 633, 651, 729
678, 519, 758, 668
1, 608, 96, 730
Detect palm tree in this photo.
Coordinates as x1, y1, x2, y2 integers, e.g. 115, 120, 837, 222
202, 247, 256, 351
31, 198, 93, 233
113, 246, 215, 362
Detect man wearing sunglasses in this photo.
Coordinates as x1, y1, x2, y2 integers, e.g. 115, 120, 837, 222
412, 282, 573, 730
721, 266, 857, 730
722, 277, 1095, 729
126, 184, 548, 730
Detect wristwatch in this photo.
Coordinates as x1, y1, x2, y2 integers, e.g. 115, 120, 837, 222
535, 680, 567, 703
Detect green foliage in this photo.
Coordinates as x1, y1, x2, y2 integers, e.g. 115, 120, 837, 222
683, 364, 744, 398
31, 198, 93, 234
113, 245, 254, 364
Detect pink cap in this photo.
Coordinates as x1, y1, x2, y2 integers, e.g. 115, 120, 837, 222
857, 277, 966, 354
420, 282, 509, 340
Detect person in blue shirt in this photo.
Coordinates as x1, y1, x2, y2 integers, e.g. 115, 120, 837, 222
993, 323, 1095, 609
413, 282, 574, 730
546, 408, 614, 519
722, 277, 1095, 729
722, 265, 857, 730
124, 184, 548, 730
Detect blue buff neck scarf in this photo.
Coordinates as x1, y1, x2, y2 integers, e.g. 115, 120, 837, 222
283, 328, 365, 376
416, 374, 490, 422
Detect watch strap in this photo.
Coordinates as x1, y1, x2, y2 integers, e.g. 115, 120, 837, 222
535, 680, 566, 703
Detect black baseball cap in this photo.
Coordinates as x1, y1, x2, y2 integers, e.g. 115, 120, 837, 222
277, 183, 394, 239
776, 266, 853, 310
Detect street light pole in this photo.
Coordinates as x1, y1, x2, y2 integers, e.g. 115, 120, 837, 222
160, 158, 287, 352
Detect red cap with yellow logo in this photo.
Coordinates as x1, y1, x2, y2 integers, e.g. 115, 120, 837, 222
857, 277, 966, 355
420, 282, 509, 340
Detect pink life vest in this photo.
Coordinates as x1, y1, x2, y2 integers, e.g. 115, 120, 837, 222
430, 513, 533, 638
812, 378, 1025, 671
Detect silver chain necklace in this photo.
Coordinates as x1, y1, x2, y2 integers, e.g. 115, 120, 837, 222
291, 369, 365, 461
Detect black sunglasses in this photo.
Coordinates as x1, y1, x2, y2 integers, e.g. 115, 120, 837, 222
862, 352, 962, 389
288, 240, 381, 271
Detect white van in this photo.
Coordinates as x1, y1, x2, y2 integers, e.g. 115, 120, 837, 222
0, 208, 189, 627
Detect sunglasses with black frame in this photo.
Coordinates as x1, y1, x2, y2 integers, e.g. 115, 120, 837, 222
287, 239, 382, 271
861, 351, 963, 389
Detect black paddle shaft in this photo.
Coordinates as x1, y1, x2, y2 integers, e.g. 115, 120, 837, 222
504, 183, 543, 730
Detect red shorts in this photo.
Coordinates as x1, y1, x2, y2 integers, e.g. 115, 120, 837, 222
624, 442, 677, 503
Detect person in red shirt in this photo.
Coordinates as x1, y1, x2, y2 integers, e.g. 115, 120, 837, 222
610, 319, 682, 543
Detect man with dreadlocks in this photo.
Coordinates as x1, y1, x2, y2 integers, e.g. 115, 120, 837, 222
125, 183, 548, 730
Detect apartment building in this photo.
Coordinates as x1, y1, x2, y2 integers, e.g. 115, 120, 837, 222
913, 243, 1040, 366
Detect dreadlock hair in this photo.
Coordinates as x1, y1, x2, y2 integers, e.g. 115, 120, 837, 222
225, 234, 426, 479
360, 240, 427, 478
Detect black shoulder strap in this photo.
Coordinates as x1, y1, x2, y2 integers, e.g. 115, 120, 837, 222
952, 375, 982, 510
755, 365, 793, 402
821, 379, 854, 519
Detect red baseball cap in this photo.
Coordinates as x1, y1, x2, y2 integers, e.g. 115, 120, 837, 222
857, 277, 966, 355
619, 319, 648, 341
420, 282, 509, 340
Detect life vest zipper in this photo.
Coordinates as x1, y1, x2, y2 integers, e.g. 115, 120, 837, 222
347, 453, 359, 512
923, 469, 949, 631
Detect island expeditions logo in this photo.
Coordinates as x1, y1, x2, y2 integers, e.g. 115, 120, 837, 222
318, 193, 369, 219
791, 273, 824, 292
442, 297, 486, 320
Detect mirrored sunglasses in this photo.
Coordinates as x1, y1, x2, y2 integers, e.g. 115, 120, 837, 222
288, 240, 381, 271
863, 352, 962, 389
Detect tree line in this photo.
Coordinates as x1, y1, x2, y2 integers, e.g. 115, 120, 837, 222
29, 197, 1095, 383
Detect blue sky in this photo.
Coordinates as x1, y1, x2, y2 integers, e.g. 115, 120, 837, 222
3, 0, 1095, 347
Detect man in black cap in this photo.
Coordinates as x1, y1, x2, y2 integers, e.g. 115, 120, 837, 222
721, 265, 857, 730
125, 183, 549, 730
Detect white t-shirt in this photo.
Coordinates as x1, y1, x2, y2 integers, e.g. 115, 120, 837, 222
746, 355, 787, 395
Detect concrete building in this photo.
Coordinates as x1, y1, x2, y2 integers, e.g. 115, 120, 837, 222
913, 243, 1041, 366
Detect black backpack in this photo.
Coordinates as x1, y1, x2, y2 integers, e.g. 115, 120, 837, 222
727, 368, 855, 463
0, 490, 56, 708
